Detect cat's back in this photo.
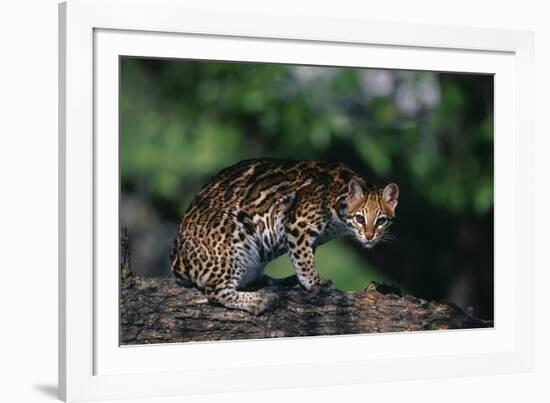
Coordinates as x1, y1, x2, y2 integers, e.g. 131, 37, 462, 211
186, 159, 289, 209
183, 158, 359, 219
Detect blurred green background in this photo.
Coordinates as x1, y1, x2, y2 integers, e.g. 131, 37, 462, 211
120, 57, 494, 319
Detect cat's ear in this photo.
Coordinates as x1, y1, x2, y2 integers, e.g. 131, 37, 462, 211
347, 179, 364, 208
383, 183, 399, 211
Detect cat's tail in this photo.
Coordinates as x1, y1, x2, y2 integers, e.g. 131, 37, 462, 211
170, 238, 193, 287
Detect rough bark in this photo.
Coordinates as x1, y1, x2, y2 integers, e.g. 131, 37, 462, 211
120, 230, 492, 345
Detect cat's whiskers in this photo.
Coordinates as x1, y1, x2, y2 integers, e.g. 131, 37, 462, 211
378, 233, 399, 244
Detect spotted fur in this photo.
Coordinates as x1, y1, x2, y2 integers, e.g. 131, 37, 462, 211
170, 159, 399, 315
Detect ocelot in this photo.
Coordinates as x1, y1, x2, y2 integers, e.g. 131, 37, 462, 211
170, 158, 399, 315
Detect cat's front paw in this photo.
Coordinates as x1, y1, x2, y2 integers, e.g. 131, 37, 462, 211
308, 278, 336, 294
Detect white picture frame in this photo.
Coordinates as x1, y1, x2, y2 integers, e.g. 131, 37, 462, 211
59, 0, 534, 401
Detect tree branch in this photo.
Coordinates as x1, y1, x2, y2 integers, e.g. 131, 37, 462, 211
120, 230, 492, 345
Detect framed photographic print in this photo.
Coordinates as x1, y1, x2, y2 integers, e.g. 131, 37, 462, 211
59, 0, 534, 401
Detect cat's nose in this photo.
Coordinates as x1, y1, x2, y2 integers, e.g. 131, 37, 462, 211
365, 231, 374, 240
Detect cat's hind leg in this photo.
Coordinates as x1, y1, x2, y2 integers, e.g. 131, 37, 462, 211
205, 283, 277, 316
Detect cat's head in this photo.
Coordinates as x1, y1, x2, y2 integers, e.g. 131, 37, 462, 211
343, 179, 399, 249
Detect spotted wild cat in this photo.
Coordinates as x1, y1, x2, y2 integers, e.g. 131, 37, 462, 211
170, 159, 399, 315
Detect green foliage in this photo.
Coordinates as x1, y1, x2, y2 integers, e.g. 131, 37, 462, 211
121, 59, 493, 217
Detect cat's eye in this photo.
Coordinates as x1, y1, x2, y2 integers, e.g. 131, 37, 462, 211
355, 215, 365, 225
377, 217, 388, 226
